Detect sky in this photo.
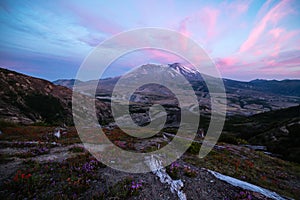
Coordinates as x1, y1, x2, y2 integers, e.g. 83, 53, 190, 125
0, 0, 299, 81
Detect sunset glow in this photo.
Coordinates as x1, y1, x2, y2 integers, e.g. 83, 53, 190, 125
0, 0, 299, 80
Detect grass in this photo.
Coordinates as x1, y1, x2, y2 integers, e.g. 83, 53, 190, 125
0, 150, 146, 199
183, 143, 300, 199
1, 152, 108, 199
68, 146, 85, 153
15, 147, 50, 158
0, 119, 17, 129
1, 124, 299, 199
0, 125, 80, 143
0, 153, 14, 164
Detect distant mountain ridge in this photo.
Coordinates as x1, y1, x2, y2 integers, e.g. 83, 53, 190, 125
53, 63, 300, 116
53, 79, 82, 89
54, 63, 300, 97
224, 78, 300, 97
0, 64, 299, 126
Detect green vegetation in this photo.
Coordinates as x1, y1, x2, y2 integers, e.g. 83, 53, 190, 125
0, 119, 17, 129
219, 134, 248, 145
108, 177, 142, 198
24, 93, 67, 125
224, 105, 300, 163
184, 145, 300, 199
69, 146, 85, 153
187, 142, 201, 155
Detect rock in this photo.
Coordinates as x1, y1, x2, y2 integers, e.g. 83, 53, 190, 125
54, 130, 61, 139
145, 155, 187, 200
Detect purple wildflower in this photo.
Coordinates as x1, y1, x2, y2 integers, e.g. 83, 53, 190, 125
130, 180, 143, 191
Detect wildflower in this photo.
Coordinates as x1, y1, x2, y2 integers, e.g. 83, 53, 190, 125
114, 140, 127, 148
183, 165, 197, 177
235, 190, 252, 200
170, 162, 180, 169
130, 180, 143, 191
25, 174, 32, 179
131, 182, 136, 189
51, 180, 56, 186
13, 174, 19, 182
261, 176, 267, 181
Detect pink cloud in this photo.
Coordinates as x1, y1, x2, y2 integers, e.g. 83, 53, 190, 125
200, 7, 219, 41
178, 17, 190, 36
216, 57, 238, 68
175, 0, 252, 52
178, 17, 191, 51
217, 49, 300, 80
263, 50, 300, 68
269, 28, 284, 38
263, 28, 298, 57
218, 60, 300, 80
145, 49, 182, 64
177, 6, 220, 45
239, 0, 293, 53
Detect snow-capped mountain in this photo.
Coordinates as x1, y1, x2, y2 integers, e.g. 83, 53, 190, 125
168, 63, 203, 81
53, 63, 300, 116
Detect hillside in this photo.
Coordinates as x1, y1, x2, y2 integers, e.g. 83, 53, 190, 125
53, 79, 82, 89
0, 68, 111, 126
55, 63, 300, 116
224, 79, 300, 97
0, 66, 299, 199
0, 68, 74, 125
224, 105, 300, 163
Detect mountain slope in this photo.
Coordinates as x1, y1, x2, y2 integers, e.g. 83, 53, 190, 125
168, 63, 203, 81
0, 68, 74, 125
224, 78, 300, 97
224, 105, 300, 163
0, 68, 111, 125
54, 63, 300, 116
53, 79, 82, 89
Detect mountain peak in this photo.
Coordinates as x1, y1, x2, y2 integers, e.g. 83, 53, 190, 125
168, 63, 201, 81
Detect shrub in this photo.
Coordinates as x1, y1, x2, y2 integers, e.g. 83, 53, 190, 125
219, 134, 247, 145
187, 142, 201, 154
0, 119, 17, 128
69, 146, 85, 153
183, 165, 197, 178
108, 177, 143, 198
166, 162, 180, 179
24, 93, 66, 124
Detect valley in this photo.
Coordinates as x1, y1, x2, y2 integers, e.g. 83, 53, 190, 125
0, 65, 300, 199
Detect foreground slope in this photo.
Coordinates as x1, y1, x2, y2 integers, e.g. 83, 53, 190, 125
0, 68, 111, 125
0, 68, 73, 125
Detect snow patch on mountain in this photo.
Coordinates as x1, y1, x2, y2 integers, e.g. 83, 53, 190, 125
206, 169, 287, 200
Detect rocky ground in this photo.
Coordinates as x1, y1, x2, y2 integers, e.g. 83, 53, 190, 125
0, 126, 299, 199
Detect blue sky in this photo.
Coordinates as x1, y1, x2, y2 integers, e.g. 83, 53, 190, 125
0, 0, 299, 81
